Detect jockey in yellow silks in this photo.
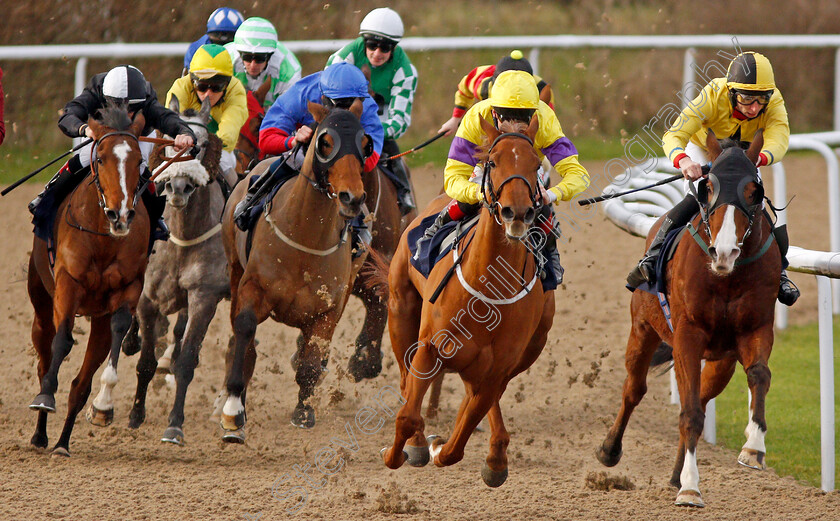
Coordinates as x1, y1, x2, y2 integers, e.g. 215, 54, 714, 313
418, 70, 590, 285
627, 51, 798, 306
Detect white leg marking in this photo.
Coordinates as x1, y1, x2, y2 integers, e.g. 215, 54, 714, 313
679, 448, 700, 494
742, 418, 767, 452
222, 395, 244, 417
92, 363, 119, 410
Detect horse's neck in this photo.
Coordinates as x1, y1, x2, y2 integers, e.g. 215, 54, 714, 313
167, 184, 223, 234
270, 171, 342, 238
463, 211, 533, 282
66, 175, 106, 229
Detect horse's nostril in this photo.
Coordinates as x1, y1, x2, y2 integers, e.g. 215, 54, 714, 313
105, 209, 118, 222
524, 208, 536, 225
708, 247, 717, 258
500, 207, 515, 222
338, 191, 352, 204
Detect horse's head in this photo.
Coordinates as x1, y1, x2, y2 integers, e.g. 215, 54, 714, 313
87, 103, 146, 236
476, 114, 541, 240
701, 130, 765, 274
303, 99, 368, 218
235, 89, 266, 175
155, 97, 219, 208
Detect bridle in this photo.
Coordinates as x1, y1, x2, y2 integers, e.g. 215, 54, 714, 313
89, 131, 143, 212
480, 132, 542, 224
689, 170, 764, 249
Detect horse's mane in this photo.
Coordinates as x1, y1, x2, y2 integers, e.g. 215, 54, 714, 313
474, 119, 530, 163
96, 102, 133, 131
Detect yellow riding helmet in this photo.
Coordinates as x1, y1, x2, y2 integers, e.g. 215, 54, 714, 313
189, 44, 234, 79
726, 51, 776, 92
489, 70, 539, 110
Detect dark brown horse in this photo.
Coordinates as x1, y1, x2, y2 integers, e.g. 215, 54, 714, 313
218, 100, 369, 440
598, 133, 779, 507
233, 85, 268, 176
381, 115, 554, 487
28, 105, 150, 456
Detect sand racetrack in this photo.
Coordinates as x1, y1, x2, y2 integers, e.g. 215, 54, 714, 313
0, 155, 838, 520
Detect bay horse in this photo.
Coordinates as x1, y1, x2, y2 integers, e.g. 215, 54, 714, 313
380, 115, 554, 487
234, 88, 267, 176
28, 104, 150, 456
218, 100, 369, 440
598, 133, 780, 507
122, 98, 230, 446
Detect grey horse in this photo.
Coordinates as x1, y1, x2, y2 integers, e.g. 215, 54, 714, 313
122, 98, 231, 445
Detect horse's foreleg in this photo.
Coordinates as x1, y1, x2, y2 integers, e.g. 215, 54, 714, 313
348, 278, 387, 382
291, 314, 340, 428
30, 275, 81, 414
598, 322, 660, 468
160, 309, 189, 374
737, 328, 774, 471
431, 380, 496, 469
164, 293, 221, 445
88, 305, 132, 427
28, 259, 55, 449
671, 328, 707, 508
128, 296, 161, 428
53, 314, 112, 456
426, 374, 444, 420
483, 400, 510, 487
382, 342, 437, 470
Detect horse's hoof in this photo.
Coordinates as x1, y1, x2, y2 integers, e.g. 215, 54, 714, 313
51, 446, 70, 458
220, 411, 245, 432
29, 394, 55, 413
161, 426, 185, 446
291, 405, 315, 429
30, 432, 48, 449
405, 444, 430, 467
86, 404, 114, 427
380, 447, 409, 468
481, 463, 509, 488
737, 448, 766, 470
221, 428, 246, 444
675, 489, 705, 507
596, 443, 622, 467
127, 407, 145, 429
347, 348, 383, 382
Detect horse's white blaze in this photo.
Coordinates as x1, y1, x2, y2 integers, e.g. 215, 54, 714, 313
92, 363, 119, 410
742, 418, 767, 452
711, 206, 740, 274
223, 395, 244, 417
679, 448, 700, 494
112, 141, 132, 218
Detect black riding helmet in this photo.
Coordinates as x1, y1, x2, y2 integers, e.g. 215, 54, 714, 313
102, 65, 148, 111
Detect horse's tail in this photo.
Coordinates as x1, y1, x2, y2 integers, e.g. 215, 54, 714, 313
361, 247, 391, 300
650, 342, 674, 375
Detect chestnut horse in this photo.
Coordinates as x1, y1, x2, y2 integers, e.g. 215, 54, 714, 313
381, 115, 554, 487
218, 100, 369, 440
598, 134, 780, 507
28, 105, 150, 456
234, 87, 267, 176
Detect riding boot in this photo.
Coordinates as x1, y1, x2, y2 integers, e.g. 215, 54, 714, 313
234, 172, 273, 231
350, 206, 372, 259
142, 188, 169, 242
627, 195, 699, 288
540, 233, 564, 284
28, 155, 86, 216
391, 158, 415, 216
773, 224, 800, 306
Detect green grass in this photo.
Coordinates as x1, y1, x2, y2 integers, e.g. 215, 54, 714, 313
0, 145, 68, 186
715, 317, 840, 487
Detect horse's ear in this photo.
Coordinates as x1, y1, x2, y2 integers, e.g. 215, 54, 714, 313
308, 101, 329, 124
745, 129, 765, 165
705, 129, 722, 162
168, 96, 180, 114
130, 111, 146, 137
479, 115, 500, 143
198, 96, 212, 123
360, 64, 375, 97
87, 117, 103, 138
526, 112, 539, 141
349, 98, 364, 118
255, 78, 271, 107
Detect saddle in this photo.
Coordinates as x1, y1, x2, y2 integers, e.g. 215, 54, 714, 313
409, 213, 480, 278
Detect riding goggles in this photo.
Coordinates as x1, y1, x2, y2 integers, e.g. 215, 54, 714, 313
364, 39, 394, 53
734, 90, 773, 106
193, 79, 229, 93
241, 52, 272, 64
325, 97, 358, 110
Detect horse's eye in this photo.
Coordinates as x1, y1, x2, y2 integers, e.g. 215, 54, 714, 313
487, 160, 495, 169
96, 157, 103, 164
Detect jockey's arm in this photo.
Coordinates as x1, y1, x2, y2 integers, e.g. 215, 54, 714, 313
382, 62, 417, 141
758, 99, 790, 166
59, 86, 101, 138
537, 105, 590, 202
214, 82, 249, 150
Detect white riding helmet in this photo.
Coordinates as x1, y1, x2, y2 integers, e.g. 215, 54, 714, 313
359, 8, 404, 42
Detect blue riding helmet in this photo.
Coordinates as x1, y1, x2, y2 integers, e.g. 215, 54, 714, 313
319, 62, 371, 100
206, 7, 244, 34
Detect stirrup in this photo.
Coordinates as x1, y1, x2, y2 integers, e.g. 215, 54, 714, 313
626, 256, 655, 288
778, 272, 800, 306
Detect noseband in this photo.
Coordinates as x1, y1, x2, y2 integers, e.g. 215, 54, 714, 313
90, 131, 143, 211
480, 132, 542, 222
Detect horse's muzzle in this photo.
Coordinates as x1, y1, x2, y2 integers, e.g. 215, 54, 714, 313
338, 190, 366, 218
105, 207, 134, 237
500, 205, 535, 240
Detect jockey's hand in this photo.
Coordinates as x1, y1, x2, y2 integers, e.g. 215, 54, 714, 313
83, 125, 96, 140
293, 125, 314, 145
438, 116, 462, 137
679, 156, 705, 181
539, 185, 557, 205
173, 134, 195, 152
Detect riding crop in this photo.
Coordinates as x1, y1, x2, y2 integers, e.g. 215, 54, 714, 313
387, 131, 447, 160
2, 138, 93, 196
